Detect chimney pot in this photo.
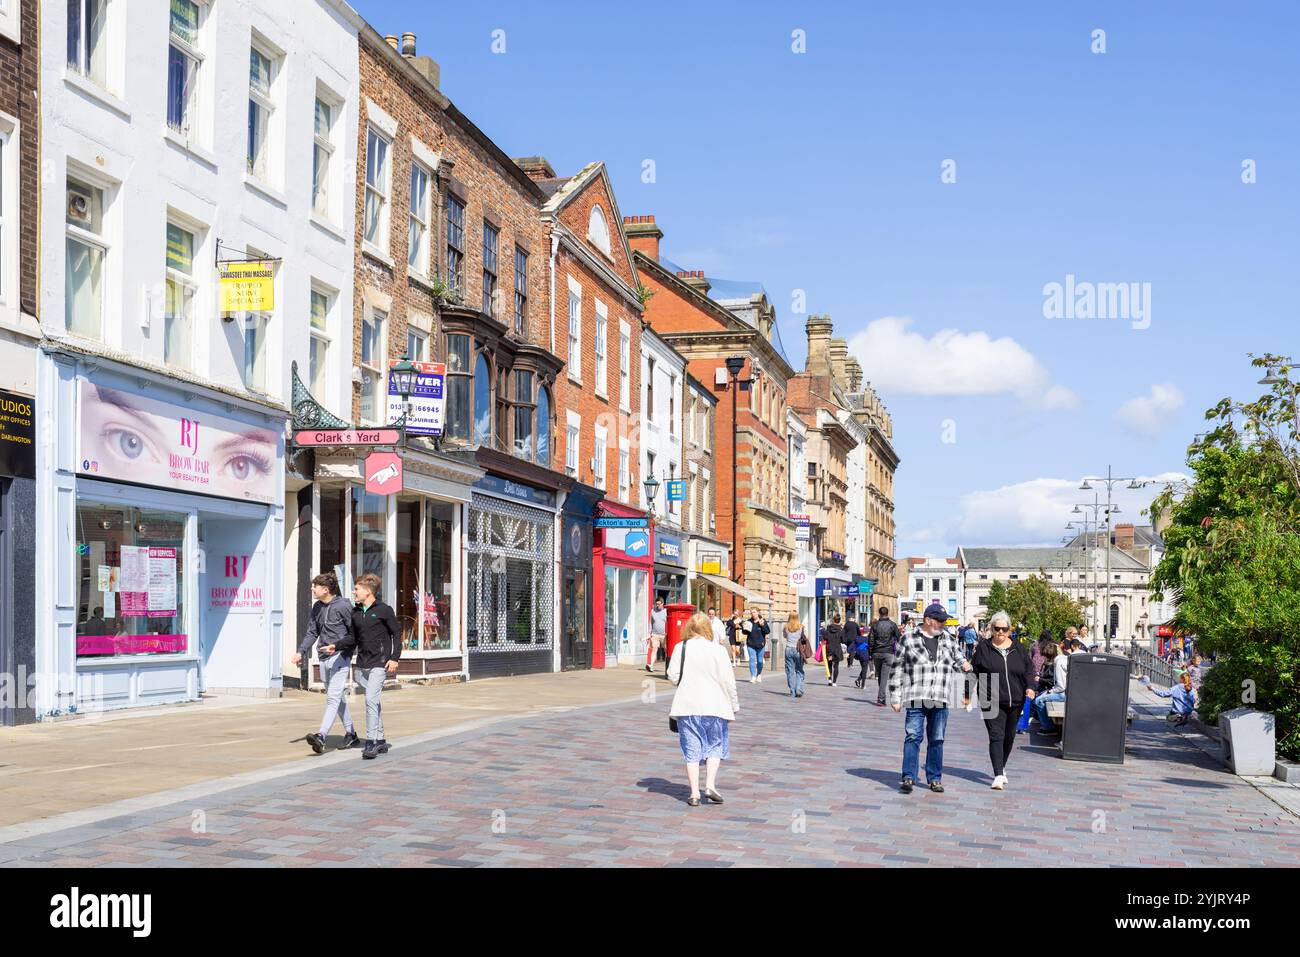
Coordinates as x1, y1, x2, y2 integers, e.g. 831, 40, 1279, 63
624, 214, 663, 261
401, 32, 416, 58
385, 34, 399, 50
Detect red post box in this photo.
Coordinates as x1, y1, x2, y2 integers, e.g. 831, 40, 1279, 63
664, 603, 697, 666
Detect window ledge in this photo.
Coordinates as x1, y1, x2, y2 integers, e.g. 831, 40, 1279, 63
163, 128, 218, 170
567, 373, 582, 386
363, 243, 395, 270
594, 389, 609, 401
243, 173, 288, 208
63, 71, 131, 120
310, 213, 347, 243
407, 270, 435, 293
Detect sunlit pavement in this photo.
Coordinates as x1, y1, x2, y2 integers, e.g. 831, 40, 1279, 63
1, 668, 1296, 867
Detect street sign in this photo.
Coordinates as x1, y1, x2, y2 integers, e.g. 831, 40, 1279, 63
364, 452, 403, 495
386, 360, 445, 436
294, 429, 400, 446
624, 532, 649, 557
594, 516, 648, 529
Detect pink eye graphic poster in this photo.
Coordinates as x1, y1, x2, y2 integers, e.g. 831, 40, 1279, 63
78, 380, 280, 505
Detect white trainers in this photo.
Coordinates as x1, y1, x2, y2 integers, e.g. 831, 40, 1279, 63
756, 675, 763, 683
990, 775, 1006, 790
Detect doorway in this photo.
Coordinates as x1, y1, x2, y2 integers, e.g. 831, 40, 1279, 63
199, 516, 269, 693
561, 568, 590, 670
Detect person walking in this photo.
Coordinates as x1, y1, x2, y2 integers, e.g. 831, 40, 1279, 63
823, 614, 845, 687
868, 606, 901, 707
332, 573, 401, 760
707, 607, 728, 649
889, 603, 972, 794
843, 614, 862, 669
959, 619, 979, 661
744, 609, 770, 683
968, 610, 1037, 789
647, 598, 668, 674
293, 572, 361, 754
668, 611, 740, 807
782, 612, 809, 698
726, 610, 745, 666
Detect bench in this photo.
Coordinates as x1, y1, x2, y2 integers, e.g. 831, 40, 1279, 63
1041, 700, 1135, 740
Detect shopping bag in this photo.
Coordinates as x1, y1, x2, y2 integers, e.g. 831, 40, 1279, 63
1016, 696, 1032, 732
814, 641, 824, 663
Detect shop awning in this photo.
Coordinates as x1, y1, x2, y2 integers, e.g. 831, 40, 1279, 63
699, 574, 770, 605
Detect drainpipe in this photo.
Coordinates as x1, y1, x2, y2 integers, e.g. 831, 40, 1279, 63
548, 231, 559, 354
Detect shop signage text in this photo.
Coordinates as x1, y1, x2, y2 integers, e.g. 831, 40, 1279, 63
0, 389, 35, 480
386, 361, 446, 436
293, 429, 400, 446
699, 550, 724, 575
817, 580, 858, 598
657, 535, 683, 561
789, 568, 810, 588
218, 261, 274, 312
594, 516, 648, 529
475, 474, 555, 508
858, 579, 876, 594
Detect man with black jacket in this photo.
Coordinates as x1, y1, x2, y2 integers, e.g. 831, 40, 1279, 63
868, 607, 902, 706
293, 572, 359, 754
333, 573, 402, 760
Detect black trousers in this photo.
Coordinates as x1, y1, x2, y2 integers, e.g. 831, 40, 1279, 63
826, 655, 839, 682
984, 705, 1019, 776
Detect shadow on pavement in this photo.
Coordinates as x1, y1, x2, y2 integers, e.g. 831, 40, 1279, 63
636, 776, 693, 804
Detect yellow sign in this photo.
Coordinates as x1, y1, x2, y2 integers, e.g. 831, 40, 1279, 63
219, 262, 274, 313
701, 561, 722, 575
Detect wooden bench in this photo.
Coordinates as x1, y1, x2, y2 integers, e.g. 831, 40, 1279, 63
1041, 700, 1135, 741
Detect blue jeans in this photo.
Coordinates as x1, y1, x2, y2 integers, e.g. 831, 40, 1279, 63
747, 644, 765, 677
785, 648, 806, 696
901, 705, 949, 784
1035, 692, 1066, 730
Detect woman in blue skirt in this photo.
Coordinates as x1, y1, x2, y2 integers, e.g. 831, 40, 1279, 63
668, 611, 741, 806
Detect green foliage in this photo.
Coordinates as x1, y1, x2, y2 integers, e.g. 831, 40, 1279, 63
1149, 353, 1300, 759
985, 575, 1088, 643
635, 283, 656, 306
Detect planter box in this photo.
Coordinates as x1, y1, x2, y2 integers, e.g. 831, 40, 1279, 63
1275, 758, 1300, 784
1219, 707, 1276, 776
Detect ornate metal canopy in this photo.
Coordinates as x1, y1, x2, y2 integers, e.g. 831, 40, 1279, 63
289, 361, 408, 433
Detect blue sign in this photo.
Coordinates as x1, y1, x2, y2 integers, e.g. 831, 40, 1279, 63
474, 474, 556, 509
817, 580, 858, 598
624, 532, 649, 558
858, 580, 876, 595
656, 534, 683, 564
386, 361, 445, 436
595, 516, 648, 529
666, 479, 685, 502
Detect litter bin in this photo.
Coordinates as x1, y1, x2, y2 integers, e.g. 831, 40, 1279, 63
1061, 653, 1131, 764
664, 603, 697, 667
1219, 708, 1275, 776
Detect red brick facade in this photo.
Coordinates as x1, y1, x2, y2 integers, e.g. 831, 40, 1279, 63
0, 1, 38, 318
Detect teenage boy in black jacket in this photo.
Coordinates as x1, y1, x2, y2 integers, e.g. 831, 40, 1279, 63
333, 573, 402, 760
293, 572, 360, 754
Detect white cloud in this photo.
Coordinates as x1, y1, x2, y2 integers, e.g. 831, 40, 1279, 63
1114, 383, 1185, 437
898, 472, 1193, 556
846, 317, 1073, 408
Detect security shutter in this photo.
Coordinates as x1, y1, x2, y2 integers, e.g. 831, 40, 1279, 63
466, 493, 555, 677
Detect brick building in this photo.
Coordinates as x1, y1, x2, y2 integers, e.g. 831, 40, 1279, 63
626, 216, 795, 622
0, 0, 37, 725
523, 157, 648, 668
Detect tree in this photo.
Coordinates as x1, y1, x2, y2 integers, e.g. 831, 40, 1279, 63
984, 575, 1088, 643
1149, 353, 1300, 759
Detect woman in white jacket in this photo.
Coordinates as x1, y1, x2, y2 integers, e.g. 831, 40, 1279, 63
668, 611, 741, 807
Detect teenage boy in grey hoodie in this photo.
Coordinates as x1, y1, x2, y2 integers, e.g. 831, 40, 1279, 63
293, 572, 360, 753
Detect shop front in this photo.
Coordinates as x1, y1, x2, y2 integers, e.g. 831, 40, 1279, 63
814, 573, 855, 642
307, 443, 481, 684
561, 481, 601, 671
0, 386, 36, 725
688, 536, 730, 612
36, 350, 287, 717
652, 529, 689, 605
594, 500, 651, 667
465, 471, 561, 679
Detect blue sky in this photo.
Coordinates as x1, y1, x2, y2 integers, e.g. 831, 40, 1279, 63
355, 0, 1299, 559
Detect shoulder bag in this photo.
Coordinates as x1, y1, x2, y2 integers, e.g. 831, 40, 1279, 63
669, 638, 687, 733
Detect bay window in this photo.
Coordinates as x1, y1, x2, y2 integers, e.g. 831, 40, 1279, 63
444, 333, 471, 440
513, 370, 534, 460
535, 386, 551, 467
472, 353, 491, 446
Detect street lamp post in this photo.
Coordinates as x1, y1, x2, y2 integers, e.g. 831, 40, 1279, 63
389, 354, 419, 447
1081, 467, 1150, 652
1070, 497, 1103, 637
643, 472, 660, 609
724, 355, 760, 616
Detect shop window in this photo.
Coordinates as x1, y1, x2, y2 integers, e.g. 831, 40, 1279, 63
395, 497, 421, 650
319, 486, 345, 577
75, 503, 187, 658
421, 501, 455, 651
351, 486, 386, 585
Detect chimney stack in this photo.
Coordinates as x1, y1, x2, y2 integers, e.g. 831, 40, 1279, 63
805, 314, 834, 377
829, 338, 849, 389
845, 356, 863, 393
401, 32, 417, 58
623, 214, 662, 261
676, 269, 711, 295
513, 156, 556, 182
1114, 523, 1135, 554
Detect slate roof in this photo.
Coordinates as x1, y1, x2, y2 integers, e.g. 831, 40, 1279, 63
961, 546, 1149, 571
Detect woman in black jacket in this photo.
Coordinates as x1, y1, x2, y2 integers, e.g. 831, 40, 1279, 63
966, 610, 1037, 790
822, 615, 845, 687
744, 610, 770, 683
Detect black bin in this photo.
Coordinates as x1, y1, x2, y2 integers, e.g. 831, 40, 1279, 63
1061, 653, 1131, 764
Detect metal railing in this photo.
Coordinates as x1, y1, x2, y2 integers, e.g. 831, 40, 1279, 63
1128, 641, 1176, 688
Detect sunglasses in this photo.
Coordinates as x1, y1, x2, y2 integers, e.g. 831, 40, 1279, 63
992, 626, 1010, 633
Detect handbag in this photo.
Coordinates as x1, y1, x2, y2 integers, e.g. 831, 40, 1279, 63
669, 638, 687, 733
797, 635, 813, 661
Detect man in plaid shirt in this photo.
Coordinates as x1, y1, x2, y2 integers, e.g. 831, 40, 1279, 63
889, 603, 973, 794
